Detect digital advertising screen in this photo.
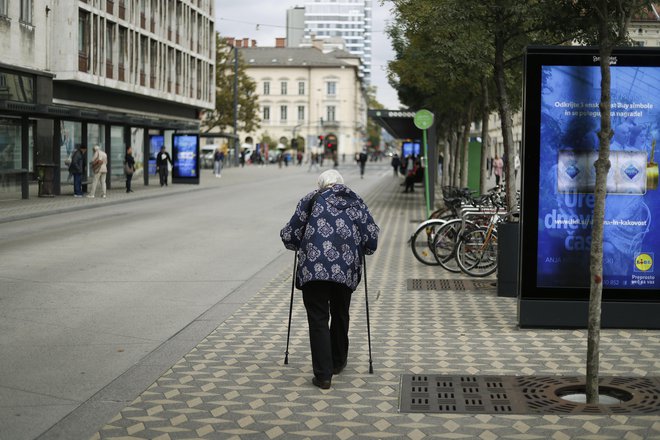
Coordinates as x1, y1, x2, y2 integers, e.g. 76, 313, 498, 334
149, 135, 164, 175
521, 47, 660, 307
402, 141, 421, 157
172, 133, 200, 184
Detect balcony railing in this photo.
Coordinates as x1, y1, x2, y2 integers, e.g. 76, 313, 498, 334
105, 61, 113, 79
118, 65, 125, 81
106, 0, 114, 14
139, 71, 145, 86
118, 3, 125, 20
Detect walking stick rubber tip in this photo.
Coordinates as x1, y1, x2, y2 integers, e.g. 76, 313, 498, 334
284, 355, 289, 365
369, 364, 373, 374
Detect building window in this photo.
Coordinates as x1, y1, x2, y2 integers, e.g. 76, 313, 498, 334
327, 81, 337, 96
20, 0, 32, 24
281, 81, 287, 95
78, 10, 90, 71
263, 81, 270, 95
106, 24, 115, 65
0, 0, 8, 17
327, 105, 336, 122
263, 106, 270, 121
280, 105, 287, 121
298, 81, 305, 95
297, 106, 305, 121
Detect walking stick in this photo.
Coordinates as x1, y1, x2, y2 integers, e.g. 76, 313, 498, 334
363, 253, 374, 374
284, 252, 297, 365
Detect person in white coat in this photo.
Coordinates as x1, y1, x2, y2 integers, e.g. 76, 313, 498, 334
88, 145, 108, 198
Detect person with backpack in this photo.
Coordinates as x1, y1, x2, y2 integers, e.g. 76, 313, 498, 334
280, 170, 379, 389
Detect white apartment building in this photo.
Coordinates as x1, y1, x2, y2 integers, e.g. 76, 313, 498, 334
299, 0, 372, 83
0, 0, 215, 198
238, 44, 368, 160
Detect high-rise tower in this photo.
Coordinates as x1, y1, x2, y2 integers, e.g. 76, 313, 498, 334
300, 0, 372, 83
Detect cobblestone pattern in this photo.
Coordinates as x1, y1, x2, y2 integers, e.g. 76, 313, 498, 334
92, 177, 660, 439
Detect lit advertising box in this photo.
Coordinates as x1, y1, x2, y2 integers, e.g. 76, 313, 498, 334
402, 141, 421, 157
172, 133, 200, 184
148, 135, 164, 176
519, 46, 660, 328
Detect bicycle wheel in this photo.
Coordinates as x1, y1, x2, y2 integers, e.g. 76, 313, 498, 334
455, 227, 498, 277
410, 219, 447, 265
431, 219, 463, 273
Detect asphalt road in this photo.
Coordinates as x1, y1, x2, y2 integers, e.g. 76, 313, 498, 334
0, 163, 390, 440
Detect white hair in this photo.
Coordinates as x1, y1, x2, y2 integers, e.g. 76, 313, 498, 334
317, 169, 344, 189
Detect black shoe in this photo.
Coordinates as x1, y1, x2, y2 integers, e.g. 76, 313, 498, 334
312, 377, 331, 389
333, 361, 347, 375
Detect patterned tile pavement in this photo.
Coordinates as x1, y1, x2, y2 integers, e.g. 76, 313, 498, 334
89, 176, 660, 439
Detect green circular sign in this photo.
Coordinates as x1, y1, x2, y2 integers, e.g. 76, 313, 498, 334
414, 109, 434, 130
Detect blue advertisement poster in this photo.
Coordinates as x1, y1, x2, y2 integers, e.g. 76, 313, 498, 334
537, 65, 659, 290
149, 135, 164, 175
172, 134, 199, 181
402, 141, 421, 157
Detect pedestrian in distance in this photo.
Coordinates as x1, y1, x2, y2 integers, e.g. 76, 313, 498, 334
493, 154, 504, 187
87, 145, 108, 198
124, 147, 135, 193
280, 169, 379, 390
156, 146, 173, 187
390, 153, 401, 177
68, 144, 87, 197
213, 147, 224, 178
358, 149, 368, 179
514, 154, 521, 183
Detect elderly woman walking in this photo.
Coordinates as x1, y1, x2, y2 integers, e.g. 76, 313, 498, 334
280, 170, 379, 389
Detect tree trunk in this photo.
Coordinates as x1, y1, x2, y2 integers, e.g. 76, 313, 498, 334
451, 129, 460, 187
586, 0, 614, 405
443, 137, 451, 187
493, 35, 516, 213
460, 108, 473, 189
480, 75, 490, 195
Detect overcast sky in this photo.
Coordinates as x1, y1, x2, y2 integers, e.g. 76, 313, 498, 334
214, 1, 402, 109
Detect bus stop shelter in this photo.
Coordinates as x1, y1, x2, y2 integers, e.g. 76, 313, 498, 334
368, 109, 438, 209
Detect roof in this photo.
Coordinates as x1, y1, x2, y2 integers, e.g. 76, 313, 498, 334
239, 47, 359, 68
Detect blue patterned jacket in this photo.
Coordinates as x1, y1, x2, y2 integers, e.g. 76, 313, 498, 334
280, 184, 379, 291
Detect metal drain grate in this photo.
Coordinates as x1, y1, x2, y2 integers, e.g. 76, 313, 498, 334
399, 375, 660, 415
407, 279, 497, 291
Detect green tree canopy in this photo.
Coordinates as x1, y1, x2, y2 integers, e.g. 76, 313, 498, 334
202, 35, 260, 134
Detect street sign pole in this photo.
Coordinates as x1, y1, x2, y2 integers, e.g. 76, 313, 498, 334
414, 110, 434, 219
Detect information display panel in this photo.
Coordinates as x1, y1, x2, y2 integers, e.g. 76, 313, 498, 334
148, 135, 164, 176
402, 141, 421, 157
172, 133, 200, 184
519, 47, 660, 328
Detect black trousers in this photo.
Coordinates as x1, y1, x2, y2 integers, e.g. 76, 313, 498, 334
158, 167, 168, 186
302, 281, 352, 381
126, 173, 133, 192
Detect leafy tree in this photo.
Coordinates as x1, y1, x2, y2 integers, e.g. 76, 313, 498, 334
387, 0, 577, 206
202, 35, 260, 135
366, 85, 385, 151
552, 0, 652, 404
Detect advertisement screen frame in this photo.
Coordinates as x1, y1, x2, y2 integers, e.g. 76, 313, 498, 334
171, 133, 200, 184
519, 46, 660, 328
